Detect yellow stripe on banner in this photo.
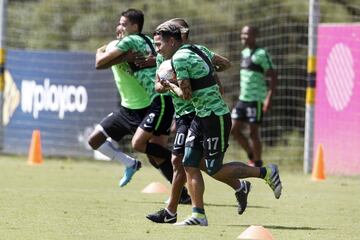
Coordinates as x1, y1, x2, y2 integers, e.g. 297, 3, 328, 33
307, 56, 316, 73
0, 48, 4, 92
306, 87, 315, 105
0, 75, 3, 92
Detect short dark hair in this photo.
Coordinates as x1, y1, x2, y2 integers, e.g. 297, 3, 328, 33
121, 9, 144, 32
153, 22, 182, 41
168, 18, 190, 39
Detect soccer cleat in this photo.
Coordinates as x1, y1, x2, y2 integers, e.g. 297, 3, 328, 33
264, 164, 282, 199
118, 160, 141, 187
146, 208, 177, 224
235, 180, 251, 214
174, 215, 208, 226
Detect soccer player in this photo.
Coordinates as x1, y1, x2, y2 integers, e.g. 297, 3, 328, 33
91, 9, 182, 195
231, 25, 278, 167
153, 23, 282, 226
88, 27, 146, 188
146, 18, 251, 224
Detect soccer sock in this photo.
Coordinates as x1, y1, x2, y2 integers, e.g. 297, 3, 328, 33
259, 167, 267, 179
158, 158, 174, 183
165, 208, 176, 216
147, 155, 160, 169
235, 180, 244, 192
192, 207, 206, 218
145, 143, 172, 160
97, 140, 135, 167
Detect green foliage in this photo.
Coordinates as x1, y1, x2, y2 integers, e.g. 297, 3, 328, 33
6, 0, 358, 51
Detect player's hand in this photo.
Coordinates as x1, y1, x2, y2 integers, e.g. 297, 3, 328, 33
123, 51, 143, 62
263, 97, 272, 112
97, 45, 107, 53
160, 78, 170, 88
134, 54, 156, 68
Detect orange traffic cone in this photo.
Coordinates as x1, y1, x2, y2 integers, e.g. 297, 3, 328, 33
141, 182, 168, 193
312, 144, 325, 181
237, 225, 274, 240
27, 129, 43, 165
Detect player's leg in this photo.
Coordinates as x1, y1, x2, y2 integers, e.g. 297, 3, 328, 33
88, 111, 139, 168
175, 117, 208, 226
231, 100, 254, 161
249, 123, 263, 166
87, 109, 143, 187
245, 101, 264, 167
131, 95, 175, 184
212, 111, 281, 199
145, 153, 184, 224
146, 113, 195, 224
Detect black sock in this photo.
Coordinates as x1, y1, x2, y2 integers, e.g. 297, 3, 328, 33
259, 167, 267, 178
145, 143, 172, 160
158, 158, 174, 183
147, 155, 159, 169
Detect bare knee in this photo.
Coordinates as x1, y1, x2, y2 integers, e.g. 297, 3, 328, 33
131, 137, 146, 152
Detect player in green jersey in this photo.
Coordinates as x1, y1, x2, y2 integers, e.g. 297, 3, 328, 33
231, 25, 278, 167
153, 23, 282, 226
147, 18, 251, 224
92, 9, 181, 193
88, 30, 147, 188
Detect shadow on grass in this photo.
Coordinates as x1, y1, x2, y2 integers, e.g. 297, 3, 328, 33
227, 224, 329, 231
205, 203, 269, 210
132, 200, 269, 210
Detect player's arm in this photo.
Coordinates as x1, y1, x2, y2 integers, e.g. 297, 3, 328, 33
95, 46, 128, 70
164, 78, 192, 100
213, 73, 224, 95
171, 79, 192, 100
211, 54, 232, 72
263, 68, 277, 112
133, 53, 157, 68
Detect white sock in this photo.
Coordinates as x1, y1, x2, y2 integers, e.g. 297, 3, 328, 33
235, 180, 244, 192
165, 208, 176, 216
97, 140, 136, 167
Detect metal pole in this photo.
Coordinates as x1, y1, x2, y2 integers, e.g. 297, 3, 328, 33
0, 0, 7, 150
304, 0, 320, 173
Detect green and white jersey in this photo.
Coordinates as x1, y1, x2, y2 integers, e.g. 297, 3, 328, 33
172, 44, 230, 117
156, 54, 194, 118
111, 62, 151, 109
239, 47, 274, 102
116, 34, 158, 101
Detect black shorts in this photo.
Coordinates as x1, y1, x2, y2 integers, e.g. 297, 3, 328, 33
184, 112, 231, 174
172, 112, 196, 156
231, 100, 263, 124
139, 94, 174, 136
99, 106, 149, 141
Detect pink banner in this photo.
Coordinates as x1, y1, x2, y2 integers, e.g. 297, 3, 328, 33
314, 24, 360, 175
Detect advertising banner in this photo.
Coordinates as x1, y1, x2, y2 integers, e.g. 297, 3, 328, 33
3, 49, 119, 157
314, 24, 360, 175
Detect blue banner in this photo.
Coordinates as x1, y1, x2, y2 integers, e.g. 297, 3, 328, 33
3, 49, 120, 157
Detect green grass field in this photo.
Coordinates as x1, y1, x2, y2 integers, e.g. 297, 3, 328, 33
1, 155, 359, 240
